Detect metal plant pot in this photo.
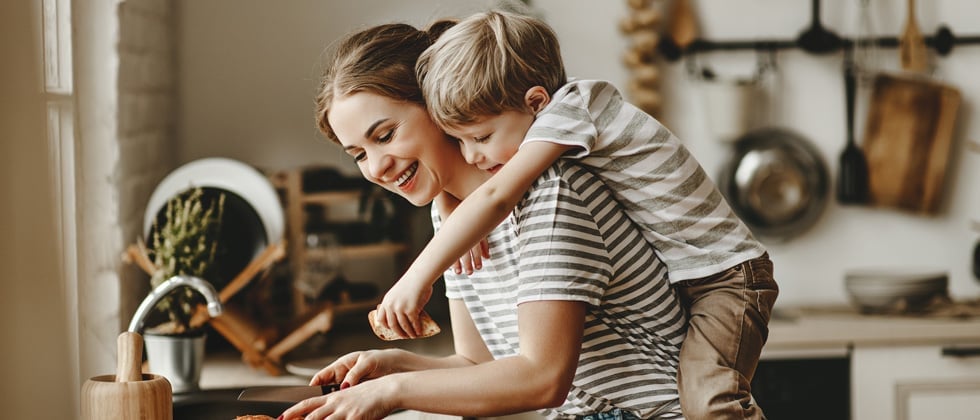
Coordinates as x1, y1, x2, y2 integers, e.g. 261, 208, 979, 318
144, 332, 207, 394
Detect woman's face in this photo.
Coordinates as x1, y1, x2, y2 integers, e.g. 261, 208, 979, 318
328, 91, 464, 206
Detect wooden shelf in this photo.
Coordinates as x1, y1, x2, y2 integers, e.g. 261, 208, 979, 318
306, 242, 408, 260
301, 190, 360, 206
264, 167, 413, 369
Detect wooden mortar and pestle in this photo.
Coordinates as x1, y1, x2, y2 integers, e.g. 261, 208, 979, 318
81, 332, 173, 419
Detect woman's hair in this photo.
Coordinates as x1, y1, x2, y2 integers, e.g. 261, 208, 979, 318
314, 20, 456, 143
417, 10, 567, 130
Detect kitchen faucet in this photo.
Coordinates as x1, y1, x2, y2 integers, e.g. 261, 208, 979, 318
127, 275, 223, 333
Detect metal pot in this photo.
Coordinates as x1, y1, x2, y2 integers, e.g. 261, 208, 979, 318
719, 127, 829, 242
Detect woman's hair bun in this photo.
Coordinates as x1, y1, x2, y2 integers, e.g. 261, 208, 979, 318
425, 19, 458, 43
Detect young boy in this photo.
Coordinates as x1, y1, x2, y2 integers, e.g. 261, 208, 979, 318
376, 10, 778, 419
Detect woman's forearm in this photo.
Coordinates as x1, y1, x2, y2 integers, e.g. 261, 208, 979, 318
382, 301, 585, 417
383, 353, 570, 417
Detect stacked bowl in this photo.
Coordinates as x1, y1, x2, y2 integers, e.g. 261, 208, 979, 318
844, 269, 949, 314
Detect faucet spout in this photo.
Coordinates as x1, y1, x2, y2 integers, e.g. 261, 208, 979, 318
128, 275, 223, 333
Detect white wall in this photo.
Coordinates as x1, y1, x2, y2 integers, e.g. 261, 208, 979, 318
0, 1, 74, 418
176, 0, 980, 306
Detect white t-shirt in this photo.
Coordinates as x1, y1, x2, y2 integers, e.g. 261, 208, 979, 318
439, 160, 686, 419
524, 79, 766, 283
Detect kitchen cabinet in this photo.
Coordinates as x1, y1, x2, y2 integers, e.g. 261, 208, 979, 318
765, 304, 980, 420
851, 344, 980, 420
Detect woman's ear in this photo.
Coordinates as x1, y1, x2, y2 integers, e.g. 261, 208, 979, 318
524, 86, 551, 113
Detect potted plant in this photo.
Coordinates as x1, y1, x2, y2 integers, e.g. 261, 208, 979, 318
141, 187, 226, 393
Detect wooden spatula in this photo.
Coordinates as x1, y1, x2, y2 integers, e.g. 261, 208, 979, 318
668, 0, 698, 50
899, 0, 928, 72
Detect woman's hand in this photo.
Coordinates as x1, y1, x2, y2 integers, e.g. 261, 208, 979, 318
283, 350, 404, 419
280, 378, 398, 420
309, 349, 398, 389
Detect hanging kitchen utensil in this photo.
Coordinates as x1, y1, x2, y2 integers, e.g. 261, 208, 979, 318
669, 0, 697, 49
719, 127, 830, 242
862, 73, 961, 214
899, 0, 928, 73
836, 50, 870, 205
659, 0, 699, 60
852, 0, 879, 85
796, 0, 842, 54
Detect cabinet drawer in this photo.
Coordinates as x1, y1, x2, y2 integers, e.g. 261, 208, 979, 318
851, 342, 980, 420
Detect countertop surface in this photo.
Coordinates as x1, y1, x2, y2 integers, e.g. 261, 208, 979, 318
764, 301, 980, 357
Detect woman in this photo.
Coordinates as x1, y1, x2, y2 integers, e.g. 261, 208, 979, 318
281, 21, 687, 420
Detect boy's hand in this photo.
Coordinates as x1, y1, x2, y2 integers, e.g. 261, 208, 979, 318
451, 238, 491, 275
374, 279, 434, 339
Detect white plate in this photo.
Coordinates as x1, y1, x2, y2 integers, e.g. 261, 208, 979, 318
143, 157, 284, 245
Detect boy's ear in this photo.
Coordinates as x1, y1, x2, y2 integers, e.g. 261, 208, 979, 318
524, 86, 551, 113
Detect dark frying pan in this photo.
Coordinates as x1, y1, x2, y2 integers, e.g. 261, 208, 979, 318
719, 127, 830, 242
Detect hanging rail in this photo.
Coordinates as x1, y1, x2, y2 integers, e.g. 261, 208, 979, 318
660, 25, 980, 60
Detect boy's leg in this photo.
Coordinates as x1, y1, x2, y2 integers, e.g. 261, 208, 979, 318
676, 254, 778, 420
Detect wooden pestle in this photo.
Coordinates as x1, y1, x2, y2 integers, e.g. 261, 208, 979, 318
81, 332, 173, 419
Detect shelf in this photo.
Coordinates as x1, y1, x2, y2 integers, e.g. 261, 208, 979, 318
305, 241, 408, 260
301, 190, 360, 206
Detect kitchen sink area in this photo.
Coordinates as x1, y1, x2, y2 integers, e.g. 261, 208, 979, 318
170, 314, 460, 420
173, 388, 293, 420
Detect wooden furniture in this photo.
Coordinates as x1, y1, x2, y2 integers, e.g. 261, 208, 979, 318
124, 166, 413, 375
267, 167, 409, 314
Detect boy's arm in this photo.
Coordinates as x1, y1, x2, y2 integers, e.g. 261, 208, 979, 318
382, 141, 573, 336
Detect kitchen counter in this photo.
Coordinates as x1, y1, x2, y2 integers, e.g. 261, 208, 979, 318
763, 302, 980, 358
201, 302, 980, 382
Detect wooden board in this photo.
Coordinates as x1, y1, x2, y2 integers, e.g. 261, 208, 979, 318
862, 73, 961, 214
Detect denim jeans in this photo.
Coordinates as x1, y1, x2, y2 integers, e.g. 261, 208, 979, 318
676, 253, 779, 420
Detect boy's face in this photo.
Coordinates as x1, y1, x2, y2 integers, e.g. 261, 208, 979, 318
444, 110, 535, 174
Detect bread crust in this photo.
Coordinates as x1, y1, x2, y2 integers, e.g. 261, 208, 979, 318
368, 309, 441, 341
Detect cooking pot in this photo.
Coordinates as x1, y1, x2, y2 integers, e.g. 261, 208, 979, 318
719, 127, 829, 242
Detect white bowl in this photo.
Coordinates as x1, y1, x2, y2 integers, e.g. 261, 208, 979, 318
844, 269, 948, 313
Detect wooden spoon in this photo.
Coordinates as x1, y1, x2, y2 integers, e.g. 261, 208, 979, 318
668, 0, 698, 50
899, 0, 928, 73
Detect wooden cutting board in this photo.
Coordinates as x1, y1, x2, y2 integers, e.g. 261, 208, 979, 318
862, 73, 961, 214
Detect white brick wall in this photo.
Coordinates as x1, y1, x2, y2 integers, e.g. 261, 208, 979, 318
116, 0, 178, 330
75, 0, 178, 381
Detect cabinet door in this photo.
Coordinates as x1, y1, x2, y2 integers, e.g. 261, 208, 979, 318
851, 343, 980, 420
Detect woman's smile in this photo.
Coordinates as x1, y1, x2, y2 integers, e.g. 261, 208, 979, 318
395, 162, 419, 189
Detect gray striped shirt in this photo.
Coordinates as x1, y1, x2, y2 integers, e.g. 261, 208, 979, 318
439, 161, 686, 419
525, 79, 766, 283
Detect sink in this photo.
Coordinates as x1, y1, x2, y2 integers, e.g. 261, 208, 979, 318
173, 388, 292, 420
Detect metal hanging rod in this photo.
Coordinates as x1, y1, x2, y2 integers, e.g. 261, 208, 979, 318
660, 25, 980, 60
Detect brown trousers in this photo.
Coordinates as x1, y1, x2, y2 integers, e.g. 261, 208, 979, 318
676, 254, 779, 420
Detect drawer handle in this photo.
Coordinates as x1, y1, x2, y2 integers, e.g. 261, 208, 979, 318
941, 346, 980, 357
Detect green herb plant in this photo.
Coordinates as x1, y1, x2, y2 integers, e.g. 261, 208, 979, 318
147, 187, 225, 334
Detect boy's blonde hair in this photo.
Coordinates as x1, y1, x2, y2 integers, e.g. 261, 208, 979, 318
417, 10, 567, 130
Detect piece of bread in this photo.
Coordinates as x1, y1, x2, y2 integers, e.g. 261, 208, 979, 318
368, 309, 441, 341
234, 415, 275, 420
